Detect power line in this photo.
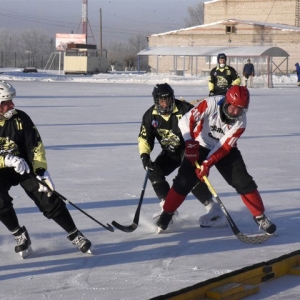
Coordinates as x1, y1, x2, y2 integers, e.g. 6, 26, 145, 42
0, 8, 183, 36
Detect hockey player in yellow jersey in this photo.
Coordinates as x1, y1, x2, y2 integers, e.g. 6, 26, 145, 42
138, 83, 227, 228
208, 53, 241, 96
0, 80, 91, 258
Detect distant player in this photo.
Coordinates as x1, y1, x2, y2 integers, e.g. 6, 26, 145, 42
208, 53, 241, 96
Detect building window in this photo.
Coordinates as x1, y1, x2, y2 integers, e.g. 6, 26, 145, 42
225, 25, 236, 34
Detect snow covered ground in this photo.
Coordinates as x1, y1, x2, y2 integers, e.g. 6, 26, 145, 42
0, 68, 299, 299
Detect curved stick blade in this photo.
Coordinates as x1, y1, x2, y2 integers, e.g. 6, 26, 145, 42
236, 232, 271, 244
112, 221, 138, 233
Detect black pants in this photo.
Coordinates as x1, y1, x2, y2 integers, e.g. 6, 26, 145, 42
173, 146, 257, 198
149, 150, 212, 203
0, 170, 74, 232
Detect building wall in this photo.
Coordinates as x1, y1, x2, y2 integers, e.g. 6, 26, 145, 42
204, 0, 297, 26
148, 0, 300, 75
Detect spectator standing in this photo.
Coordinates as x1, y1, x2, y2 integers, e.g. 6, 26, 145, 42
243, 59, 255, 88
295, 63, 300, 86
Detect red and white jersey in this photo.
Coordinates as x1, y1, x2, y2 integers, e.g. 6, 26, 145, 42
179, 95, 246, 160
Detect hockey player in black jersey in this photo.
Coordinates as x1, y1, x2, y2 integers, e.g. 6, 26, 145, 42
0, 80, 91, 258
138, 83, 227, 227
208, 53, 241, 96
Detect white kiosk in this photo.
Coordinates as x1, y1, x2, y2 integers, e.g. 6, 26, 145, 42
64, 43, 109, 75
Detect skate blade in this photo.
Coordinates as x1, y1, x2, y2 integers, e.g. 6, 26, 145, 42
85, 245, 93, 254
200, 224, 212, 228
19, 245, 33, 259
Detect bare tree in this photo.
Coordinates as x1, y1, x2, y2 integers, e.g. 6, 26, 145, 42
128, 33, 148, 54
20, 29, 51, 68
0, 29, 18, 67
127, 33, 148, 70
184, 2, 204, 27
123, 52, 136, 71
106, 41, 128, 71
106, 33, 149, 71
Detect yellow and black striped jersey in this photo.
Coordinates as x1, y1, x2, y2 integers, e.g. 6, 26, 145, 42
0, 109, 47, 174
208, 65, 241, 95
138, 99, 194, 157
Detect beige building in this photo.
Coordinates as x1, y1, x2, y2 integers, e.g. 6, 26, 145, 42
145, 0, 300, 75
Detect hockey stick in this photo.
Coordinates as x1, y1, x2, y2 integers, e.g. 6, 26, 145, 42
37, 179, 114, 232
112, 169, 150, 232
195, 162, 270, 244
190, 94, 225, 106
190, 98, 205, 106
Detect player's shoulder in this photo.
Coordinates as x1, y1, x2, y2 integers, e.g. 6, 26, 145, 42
175, 99, 193, 107
143, 104, 155, 115
13, 109, 31, 119
174, 99, 194, 112
228, 65, 238, 72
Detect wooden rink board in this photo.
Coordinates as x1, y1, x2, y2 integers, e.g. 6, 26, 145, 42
150, 250, 300, 300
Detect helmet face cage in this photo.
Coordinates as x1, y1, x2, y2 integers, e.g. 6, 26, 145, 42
222, 103, 248, 120
223, 86, 250, 121
152, 83, 175, 115
217, 53, 227, 67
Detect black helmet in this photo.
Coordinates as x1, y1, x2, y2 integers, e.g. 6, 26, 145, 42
217, 53, 227, 65
152, 83, 175, 115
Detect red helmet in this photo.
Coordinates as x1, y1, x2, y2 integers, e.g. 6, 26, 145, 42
223, 86, 250, 121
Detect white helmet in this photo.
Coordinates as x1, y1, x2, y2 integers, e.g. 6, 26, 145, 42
0, 80, 16, 104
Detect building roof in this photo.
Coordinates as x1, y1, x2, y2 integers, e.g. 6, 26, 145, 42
150, 19, 300, 37
137, 46, 289, 58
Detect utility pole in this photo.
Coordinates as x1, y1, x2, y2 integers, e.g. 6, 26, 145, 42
100, 8, 103, 54
82, 0, 88, 43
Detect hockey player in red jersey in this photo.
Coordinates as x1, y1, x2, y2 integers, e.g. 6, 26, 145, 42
138, 83, 227, 227
0, 80, 91, 258
156, 86, 276, 235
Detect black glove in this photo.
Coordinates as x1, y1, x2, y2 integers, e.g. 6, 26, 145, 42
141, 154, 154, 171
208, 90, 214, 96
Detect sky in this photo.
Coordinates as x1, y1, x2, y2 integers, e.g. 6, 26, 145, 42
0, 69, 299, 299
0, 0, 204, 45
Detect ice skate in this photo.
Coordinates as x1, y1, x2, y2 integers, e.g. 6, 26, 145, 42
152, 199, 178, 220
156, 211, 174, 233
199, 201, 227, 228
13, 226, 32, 258
254, 214, 276, 235
68, 230, 92, 254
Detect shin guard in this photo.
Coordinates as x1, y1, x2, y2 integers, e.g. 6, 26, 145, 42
163, 187, 186, 213
241, 189, 265, 217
